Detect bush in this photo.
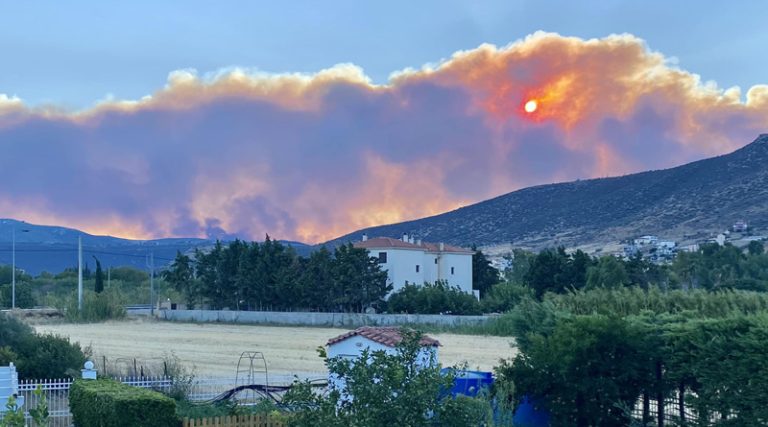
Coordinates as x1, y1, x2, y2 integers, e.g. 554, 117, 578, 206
492, 288, 768, 426
65, 290, 126, 322
0, 283, 36, 308
435, 395, 494, 427
481, 281, 534, 313
0, 313, 85, 379
387, 281, 481, 315
498, 314, 653, 427
16, 333, 87, 379
70, 379, 179, 427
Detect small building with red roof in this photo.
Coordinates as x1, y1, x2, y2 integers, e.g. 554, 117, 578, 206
326, 327, 440, 389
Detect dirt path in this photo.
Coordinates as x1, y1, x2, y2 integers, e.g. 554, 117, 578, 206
36, 320, 516, 377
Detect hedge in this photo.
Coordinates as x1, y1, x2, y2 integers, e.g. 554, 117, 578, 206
70, 379, 179, 427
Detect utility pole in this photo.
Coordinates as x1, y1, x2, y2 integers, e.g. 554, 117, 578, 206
11, 227, 29, 309
107, 267, 111, 289
11, 229, 15, 309
78, 236, 83, 311
149, 252, 155, 316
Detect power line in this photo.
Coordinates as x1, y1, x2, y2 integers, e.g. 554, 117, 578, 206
0, 247, 175, 261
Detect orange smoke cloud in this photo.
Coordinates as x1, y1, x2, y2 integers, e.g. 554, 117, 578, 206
0, 32, 767, 243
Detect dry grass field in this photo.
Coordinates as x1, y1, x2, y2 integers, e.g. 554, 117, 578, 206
36, 320, 515, 377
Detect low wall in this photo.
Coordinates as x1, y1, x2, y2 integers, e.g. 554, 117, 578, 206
158, 309, 489, 328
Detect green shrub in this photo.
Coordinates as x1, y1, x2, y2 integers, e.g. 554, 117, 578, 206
387, 281, 481, 315
0, 283, 36, 309
0, 313, 85, 379
70, 379, 179, 427
480, 281, 534, 313
65, 290, 126, 322
435, 395, 494, 427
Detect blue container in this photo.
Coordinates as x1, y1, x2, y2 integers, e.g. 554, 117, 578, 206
440, 368, 494, 398
512, 395, 549, 427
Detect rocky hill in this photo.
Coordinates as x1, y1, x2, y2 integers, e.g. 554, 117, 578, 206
326, 134, 768, 251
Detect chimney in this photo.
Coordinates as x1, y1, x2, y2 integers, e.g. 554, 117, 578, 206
362, 233, 368, 242
402, 233, 408, 242
439, 242, 445, 251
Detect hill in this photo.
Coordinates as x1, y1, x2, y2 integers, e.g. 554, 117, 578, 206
325, 134, 768, 252
0, 219, 310, 275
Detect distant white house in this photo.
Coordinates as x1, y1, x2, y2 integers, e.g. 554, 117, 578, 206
733, 220, 749, 233
354, 234, 474, 295
326, 327, 440, 394
634, 235, 659, 246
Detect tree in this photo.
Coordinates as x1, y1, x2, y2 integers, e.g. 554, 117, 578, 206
498, 314, 654, 427
93, 257, 104, 293
164, 251, 197, 308
586, 256, 629, 289
332, 244, 391, 312
748, 240, 765, 256
504, 249, 534, 285
284, 329, 492, 427
297, 246, 335, 311
524, 247, 594, 298
472, 246, 500, 298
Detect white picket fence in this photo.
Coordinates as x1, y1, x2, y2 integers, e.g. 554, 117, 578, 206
16, 372, 325, 427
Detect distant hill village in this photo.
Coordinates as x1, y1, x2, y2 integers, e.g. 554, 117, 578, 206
619, 219, 763, 263
484, 219, 766, 273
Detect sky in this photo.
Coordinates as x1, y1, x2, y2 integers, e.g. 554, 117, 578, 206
1, 1, 767, 243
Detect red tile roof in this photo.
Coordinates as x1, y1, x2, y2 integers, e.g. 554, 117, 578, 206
421, 242, 474, 254
353, 237, 473, 254
327, 326, 441, 348
354, 237, 421, 250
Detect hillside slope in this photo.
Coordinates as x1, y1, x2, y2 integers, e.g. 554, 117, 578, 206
0, 220, 311, 274
326, 134, 768, 250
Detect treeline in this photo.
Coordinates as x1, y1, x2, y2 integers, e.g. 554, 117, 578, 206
164, 237, 390, 312
0, 264, 168, 310
509, 241, 768, 297
492, 288, 768, 426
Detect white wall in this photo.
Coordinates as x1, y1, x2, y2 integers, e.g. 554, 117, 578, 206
422, 252, 439, 284
365, 247, 473, 295
374, 248, 426, 292
437, 253, 473, 293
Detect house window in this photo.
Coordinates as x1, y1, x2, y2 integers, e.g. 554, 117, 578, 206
451, 267, 455, 275
378, 252, 387, 263
416, 265, 420, 273
434, 258, 438, 264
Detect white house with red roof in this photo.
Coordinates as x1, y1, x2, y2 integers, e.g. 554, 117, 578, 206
326, 327, 441, 393
353, 233, 474, 296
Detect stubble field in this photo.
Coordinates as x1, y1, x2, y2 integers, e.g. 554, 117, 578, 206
36, 320, 516, 378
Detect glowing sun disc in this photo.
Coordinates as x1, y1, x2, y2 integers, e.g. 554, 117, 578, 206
524, 100, 538, 113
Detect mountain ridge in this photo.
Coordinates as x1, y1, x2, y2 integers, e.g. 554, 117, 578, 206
324, 134, 768, 251
0, 219, 310, 275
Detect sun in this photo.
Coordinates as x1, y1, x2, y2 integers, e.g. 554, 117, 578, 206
524, 99, 538, 113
